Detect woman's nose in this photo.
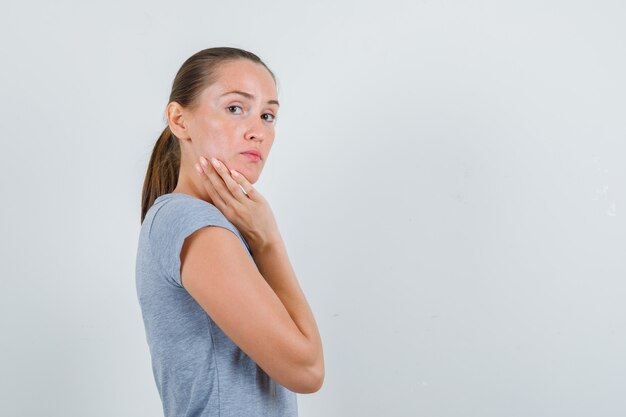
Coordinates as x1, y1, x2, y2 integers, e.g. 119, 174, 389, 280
244, 117, 265, 141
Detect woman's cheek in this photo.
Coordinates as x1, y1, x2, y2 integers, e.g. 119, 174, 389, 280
199, 143, 221, 160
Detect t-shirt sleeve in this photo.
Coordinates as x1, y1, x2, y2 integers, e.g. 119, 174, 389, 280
147, 197, 245, 288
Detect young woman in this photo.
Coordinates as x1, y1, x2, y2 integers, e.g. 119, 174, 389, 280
136, 47, 324, 417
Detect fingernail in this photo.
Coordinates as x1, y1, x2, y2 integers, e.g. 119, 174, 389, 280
200, 157, 208, 167
195, 163, 202, 174
230, 169, 239, 177
211, 158, 221, 168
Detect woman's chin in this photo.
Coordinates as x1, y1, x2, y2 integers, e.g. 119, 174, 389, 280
245, 171, 260, 184
233, 164, 261, 184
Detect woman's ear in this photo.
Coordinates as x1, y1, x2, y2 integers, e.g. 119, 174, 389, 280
166, 101, 191, 141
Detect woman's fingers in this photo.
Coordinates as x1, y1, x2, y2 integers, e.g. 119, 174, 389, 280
206, 157, 251, 202
195, 156, 252, 216
194, 156, 276, 249
227, 166, 258, 202
195, 160, 227, 209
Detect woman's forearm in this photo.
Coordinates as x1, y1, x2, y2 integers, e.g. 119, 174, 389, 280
250, 237, 324, 384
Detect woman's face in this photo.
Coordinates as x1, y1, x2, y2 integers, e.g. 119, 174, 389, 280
184, 59, 279, 184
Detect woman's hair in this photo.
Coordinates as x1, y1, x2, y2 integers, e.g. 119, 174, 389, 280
140, 47, 276, 223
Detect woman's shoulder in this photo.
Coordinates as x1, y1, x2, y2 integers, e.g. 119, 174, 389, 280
154, 192, 216, 208
139, 192, 252, 286
149, 193, 230, 232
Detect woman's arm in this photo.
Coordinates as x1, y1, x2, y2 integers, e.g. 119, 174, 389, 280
180, 226, 324, 394
188, 156, 324, 392
250, 236, 325, 392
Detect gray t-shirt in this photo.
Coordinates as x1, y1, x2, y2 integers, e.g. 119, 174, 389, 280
135, 192, 298, 417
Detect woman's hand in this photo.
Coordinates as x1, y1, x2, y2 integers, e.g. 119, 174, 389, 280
194, 156, 281, 253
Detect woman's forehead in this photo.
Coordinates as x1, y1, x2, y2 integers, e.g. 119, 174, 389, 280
210, 61, 276, 97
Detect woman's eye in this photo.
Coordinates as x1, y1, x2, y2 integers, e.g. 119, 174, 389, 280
262, 113, 276, 122
227, 105, 243, 114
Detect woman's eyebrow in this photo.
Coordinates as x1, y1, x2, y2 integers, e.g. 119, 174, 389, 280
220, 90, 280, 107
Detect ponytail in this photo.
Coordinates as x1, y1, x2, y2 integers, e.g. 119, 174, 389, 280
140, 126, 180, 223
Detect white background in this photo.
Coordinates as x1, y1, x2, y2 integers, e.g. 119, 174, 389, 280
1, 1, 625, 416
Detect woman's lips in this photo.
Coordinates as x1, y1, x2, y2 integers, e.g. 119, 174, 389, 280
241, 152, 261, 162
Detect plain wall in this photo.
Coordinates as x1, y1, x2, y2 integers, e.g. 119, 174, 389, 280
1, 0, 624, 416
